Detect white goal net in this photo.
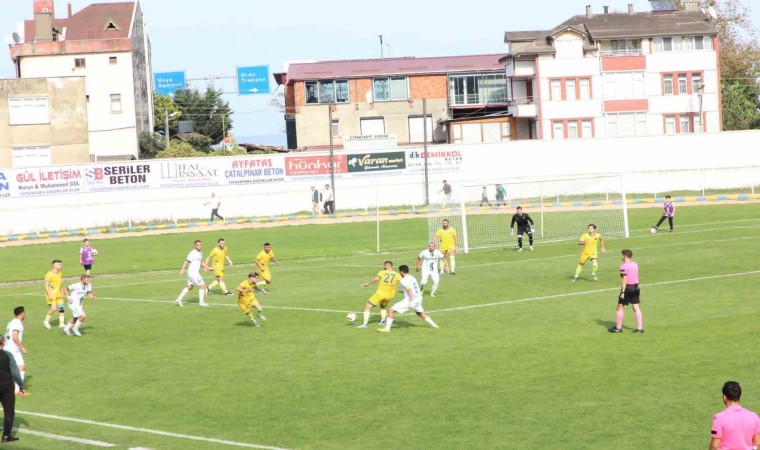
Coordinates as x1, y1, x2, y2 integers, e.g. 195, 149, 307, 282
428, 175, 629, 253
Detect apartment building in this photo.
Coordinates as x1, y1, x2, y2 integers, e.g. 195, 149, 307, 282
9, 0, 153, 161
503, 1, 720, 140
275, 54, 513, 149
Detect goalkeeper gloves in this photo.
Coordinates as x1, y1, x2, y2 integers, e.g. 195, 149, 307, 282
530, 226, 535, 233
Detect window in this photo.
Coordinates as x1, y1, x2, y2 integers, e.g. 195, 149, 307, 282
109, 56, 117, 64
663, 37, 673, 52
579, 78, 591, 100
606, 112, 647, 137
565, 79, 576, 100
663, 74, 674, 95
552, 121, 565, 140
110, 94, 122, 113
551, 80, 561, 100
408, 116, 434, 143
305, 80, 349, 104
694, 114, 702, 133
692, 73, 703, 94
604, 72, 645, 100
8, 96, 50, 125
679, 115, 690, 133
654, 36, 713, 53
449, 74, 507, 105
12, 146, 51, 168
581, 119, 593, 138
360, 117, 385, 135
678, 74, 687, 95
74, 58, 86, 68
331, 120, 340, 137
567, 121, 579, 138
373, 77, 407, 102
664, 115, 676, 134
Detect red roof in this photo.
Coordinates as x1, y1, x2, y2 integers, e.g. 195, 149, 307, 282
23, 2, 135, 42
285, 54, 506, 83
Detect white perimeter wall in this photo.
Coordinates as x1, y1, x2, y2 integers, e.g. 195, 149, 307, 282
1, 131, 759, 235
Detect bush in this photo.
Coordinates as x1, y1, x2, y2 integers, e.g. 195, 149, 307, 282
155, 142, 208, 159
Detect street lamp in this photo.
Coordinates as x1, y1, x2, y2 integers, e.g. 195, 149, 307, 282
164, 110, 179, 149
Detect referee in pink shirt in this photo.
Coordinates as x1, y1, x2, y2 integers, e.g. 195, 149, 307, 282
608, 249, 643, 333
710, 381, 760, 450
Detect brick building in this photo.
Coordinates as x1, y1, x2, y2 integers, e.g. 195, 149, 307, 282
274, 54, 513, 150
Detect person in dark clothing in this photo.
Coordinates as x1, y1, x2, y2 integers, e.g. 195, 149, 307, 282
509, 206, 535, 251
0, 331, 27, 443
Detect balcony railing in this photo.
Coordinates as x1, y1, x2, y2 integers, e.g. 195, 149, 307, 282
600, 49, 644, 57
449, 93, 509, 107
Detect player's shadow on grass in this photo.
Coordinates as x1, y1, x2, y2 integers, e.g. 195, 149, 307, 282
234, 321, 264, 327
594, 319, 627, 330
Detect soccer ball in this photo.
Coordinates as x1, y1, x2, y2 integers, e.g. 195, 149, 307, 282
92, 249, 99, 255
649, 227, 657, 234
346, 312, 357, 322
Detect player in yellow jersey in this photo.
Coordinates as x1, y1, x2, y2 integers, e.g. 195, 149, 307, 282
236, 272, 269, 327
573, 224, 606, 282
43, 259, 68, 329
434, 219, 458, 275
357, 261, 401, 328
254, 243, 279, 288
204, 238, 234, 295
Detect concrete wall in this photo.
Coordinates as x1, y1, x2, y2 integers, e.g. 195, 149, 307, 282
1, 130, 758, 235
0, 77, 89, 167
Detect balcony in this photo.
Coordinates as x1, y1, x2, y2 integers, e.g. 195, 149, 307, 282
508, 97, 537, 117
600, 49, 644, 57
505, 59, 536, 79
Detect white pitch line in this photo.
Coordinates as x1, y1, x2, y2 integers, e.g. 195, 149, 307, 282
18, 410, 289, 450
18, 428, 115, 447
429, 270, 760, 313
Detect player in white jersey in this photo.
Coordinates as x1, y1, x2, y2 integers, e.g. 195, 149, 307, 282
4, 306, 27, 393
176, 240, 211, 307
416, 242, 449, 297
63, 274, 97, 337
378, 265, 439, 333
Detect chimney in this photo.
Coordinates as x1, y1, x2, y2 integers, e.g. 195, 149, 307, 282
68, 2, 72, 18
586, 4, 592, 17
33, 0, 55, 42
603, 5, 610, 14
628, 3, 634, 13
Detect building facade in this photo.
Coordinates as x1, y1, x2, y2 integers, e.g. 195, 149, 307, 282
0, 77, 89, 167
9, 0, 154, 161
503, 2, 720, 140
275, 54, 513, 150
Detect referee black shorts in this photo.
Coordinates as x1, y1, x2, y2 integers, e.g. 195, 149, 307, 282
619, 284, 640, 305
517, 226, 532, 236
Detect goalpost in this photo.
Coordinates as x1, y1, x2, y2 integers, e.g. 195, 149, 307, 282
427, 175, 629, 253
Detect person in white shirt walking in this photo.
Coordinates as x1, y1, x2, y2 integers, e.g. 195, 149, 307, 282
323, 184, 335, 214
63, 275, 97, 337
205, 192, 224, 222
378, 265, 439, 333
176, 240, 211, 307
416, 242, 449, 297
3, 306, 27, 394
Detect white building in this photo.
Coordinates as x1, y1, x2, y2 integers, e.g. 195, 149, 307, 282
503, 2, 720, 140
9, 0, 154, 161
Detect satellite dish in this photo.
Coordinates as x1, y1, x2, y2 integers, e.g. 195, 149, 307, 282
12, 32, 21, 43
707, 6, 718, 20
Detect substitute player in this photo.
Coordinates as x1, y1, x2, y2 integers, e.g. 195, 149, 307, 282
236, 272, 268, 327
509, 206, 535, 251
378, 265, 438, 333
205, 238, 234, 295
357, 261, 400, 328
176, 240, 211, 307
416, 242, 449, 297
63, 275, 97, 337
652, 195, 675, 233
572, 224, 606, 282
609, 249, 643, 333
43, 259, 68, 329
4, 306, 27, 393
434, 219, 457, 275
254, 243, 279, 288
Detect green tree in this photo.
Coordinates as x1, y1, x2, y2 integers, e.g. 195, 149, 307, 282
173, 88, 233, 143
153, 93, 182, 135
138, 131, 166, 159
155, 141, 208, 159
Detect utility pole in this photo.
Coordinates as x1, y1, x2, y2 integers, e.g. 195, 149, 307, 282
423, 99, 429, 205
378, 35, 383, 58
328, 103, 335, 212
164, 109, 170, 149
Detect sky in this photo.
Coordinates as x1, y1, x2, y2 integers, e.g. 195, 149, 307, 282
2, 0, 759, 143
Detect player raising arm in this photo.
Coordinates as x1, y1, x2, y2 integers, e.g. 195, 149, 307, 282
572, 224, 606, 282
509, 206, 535, 251
416, 242, 449, 297
357, 261, 400, 328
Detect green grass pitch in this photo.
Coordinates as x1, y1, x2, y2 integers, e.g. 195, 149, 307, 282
0, 203, 758, 449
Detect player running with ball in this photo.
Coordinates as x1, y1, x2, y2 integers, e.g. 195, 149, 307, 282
416, 242, 449, 297
510, 206, 535, 251
377, 265, 438, 333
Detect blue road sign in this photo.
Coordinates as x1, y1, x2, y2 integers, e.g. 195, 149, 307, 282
154, 71, 186, 97
237, 65, 270, 95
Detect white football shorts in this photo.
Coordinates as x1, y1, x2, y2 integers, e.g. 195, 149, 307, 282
187, 273, 205, 286
391, 298, 424, 314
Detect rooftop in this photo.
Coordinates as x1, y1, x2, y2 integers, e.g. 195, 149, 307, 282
22, 2, 136, 42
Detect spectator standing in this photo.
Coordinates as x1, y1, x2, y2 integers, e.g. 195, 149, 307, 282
323, 184, 335, 215
496, 184, 507, 206
205, 192, 224, 222
311, 186, 321, 215
480, 186, 491, 207
439, 180, 453, 208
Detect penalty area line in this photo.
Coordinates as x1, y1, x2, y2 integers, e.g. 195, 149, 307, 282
17, 410, 289, 450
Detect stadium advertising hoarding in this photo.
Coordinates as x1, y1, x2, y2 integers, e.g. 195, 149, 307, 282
85, 163, 152, 192
157, 160, 223, 188
406, 149, 464, 174
347, 152, 406, 173
0, 171, 11, 198
12, 166, 85, 197
285, 155, 348, 178
224, 157, 286, 185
